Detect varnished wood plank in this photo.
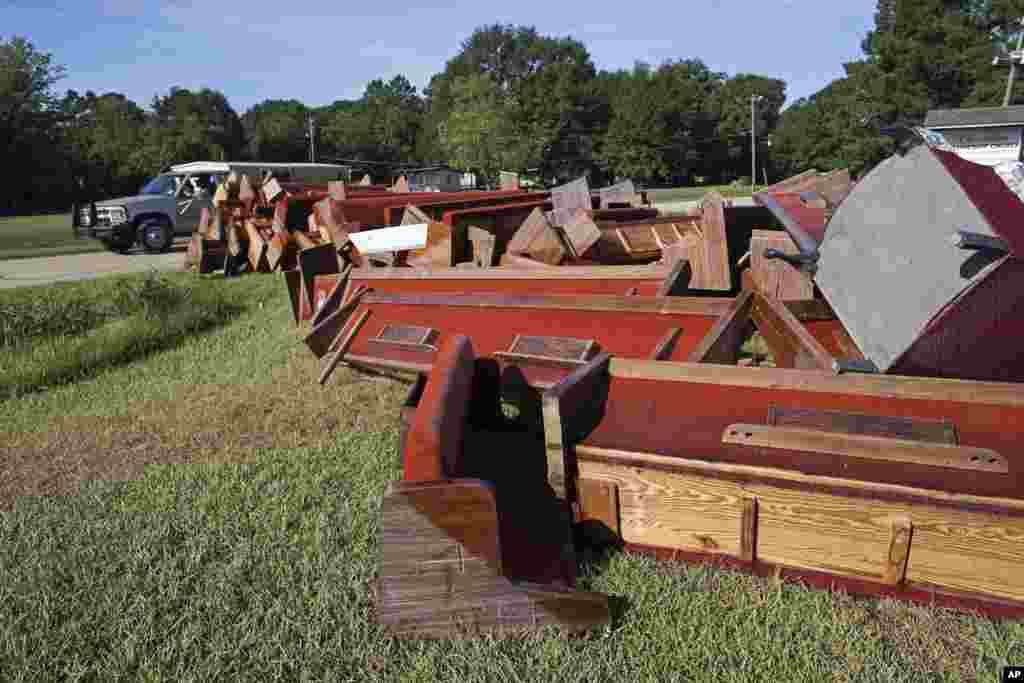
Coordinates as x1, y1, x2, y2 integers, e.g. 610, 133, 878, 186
550, 176, 591, 215
576, 478, 621, 538
606, 360, 1024, 407
577, 461, 746, 555
263, 176, 284, 202
350, 263, 675, 280
406, 221, 456, 268
507, 207, 551, 254
905, 506, 1024, 600
575, 444, 1024, 514
542, 353, 612, 500
244, 220, 268, 272
751, 292, 835, 371
562, 209, 602, 258
784, 298, 836, 321
740, 498, 758, 563
498, 252, 558, 269
303, 285, 369, 358
649, 327, 683, 361
722, 423, 1007, 473
379, 477, 609, 637
657, 259, 692, 296
401, 205, 433, 225
312, 264, 352, 328
297, 243, 340, 322
882, 517, 912, 585
578, 450, 1024, 599
345, 354, 432, 376
831, 322, 867, 362
529, 221, 569, 265
284, 269, 303, 324
361, 291, 737, 317
749, 230, 814, 301
687, 290, 753, 364
318, 310, 370, 385
698, 192, 732, 291
468, 225, 497, 267
403, 335, 476, 482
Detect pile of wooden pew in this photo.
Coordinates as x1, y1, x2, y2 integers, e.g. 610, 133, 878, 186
287, 147, 1024, 639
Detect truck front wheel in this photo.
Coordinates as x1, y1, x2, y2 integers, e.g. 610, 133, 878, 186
139, 217, 173, 254
103, 228, 135, 254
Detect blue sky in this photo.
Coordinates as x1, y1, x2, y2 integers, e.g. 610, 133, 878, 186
4, 0, 877, 112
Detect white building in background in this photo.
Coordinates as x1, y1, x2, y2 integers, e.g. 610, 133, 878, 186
402, 166, 477, 192
923, 106, 1024, 167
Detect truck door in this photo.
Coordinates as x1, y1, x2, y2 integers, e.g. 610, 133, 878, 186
176, 173, 221, 236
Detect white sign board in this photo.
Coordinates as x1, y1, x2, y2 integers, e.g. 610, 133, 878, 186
348, 223, 428, 255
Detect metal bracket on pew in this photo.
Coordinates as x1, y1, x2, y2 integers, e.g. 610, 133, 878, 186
368, 324, 439, 353
495, 335, 598, 368
951, 230, 1011, 254
832, 358, 880, 374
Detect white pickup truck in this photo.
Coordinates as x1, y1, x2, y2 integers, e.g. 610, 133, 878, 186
72, 161, 349, 253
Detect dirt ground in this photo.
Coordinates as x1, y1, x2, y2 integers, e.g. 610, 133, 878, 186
0, 240, 187, 289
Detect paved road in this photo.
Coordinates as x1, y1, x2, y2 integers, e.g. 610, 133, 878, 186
0, 242, 187, 289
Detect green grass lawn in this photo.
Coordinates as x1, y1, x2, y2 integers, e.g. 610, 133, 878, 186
1, 271, 1022, 681
0, 214, 107, 261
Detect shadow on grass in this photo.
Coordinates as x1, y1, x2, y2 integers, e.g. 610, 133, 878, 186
0, 273, 248, 400
1, 303, 246, 400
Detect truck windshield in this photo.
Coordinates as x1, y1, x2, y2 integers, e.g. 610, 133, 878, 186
139, 174, 178, 196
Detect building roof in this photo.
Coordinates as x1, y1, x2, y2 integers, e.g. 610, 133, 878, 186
924, 106, 1024, 129
398, 165, 465, 175
168, 161, 349, 174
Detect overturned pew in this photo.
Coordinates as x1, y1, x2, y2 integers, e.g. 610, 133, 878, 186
300, 263, 691, 326
304, 285, 854, 388
382, 302, 1024, 620
377, 334, 611, 637
812, 145, 1024, 382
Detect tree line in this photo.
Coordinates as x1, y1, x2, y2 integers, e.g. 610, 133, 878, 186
3, 0, 1024, 214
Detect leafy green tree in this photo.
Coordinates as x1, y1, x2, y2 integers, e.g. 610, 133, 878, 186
441, 73, 513, 178
432, 24, 596, 183
319, 75, 423, 164
597, 60, 724, 185
241, 99, 309, 162
59, 90, 149, 199
707, 74, 786, 183
141, 87, 246, 169
0, 36, 66, 212
771, 65, 894, 179
773, 0, 1024, 179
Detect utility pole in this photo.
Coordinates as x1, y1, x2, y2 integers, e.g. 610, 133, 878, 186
307, 113, 317, 163
995, 18, 1024, 107
1004, 22, 1024, 107
751, 95, 764, 192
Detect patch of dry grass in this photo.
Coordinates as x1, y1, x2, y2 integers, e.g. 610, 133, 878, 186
0, 350, 410, 511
